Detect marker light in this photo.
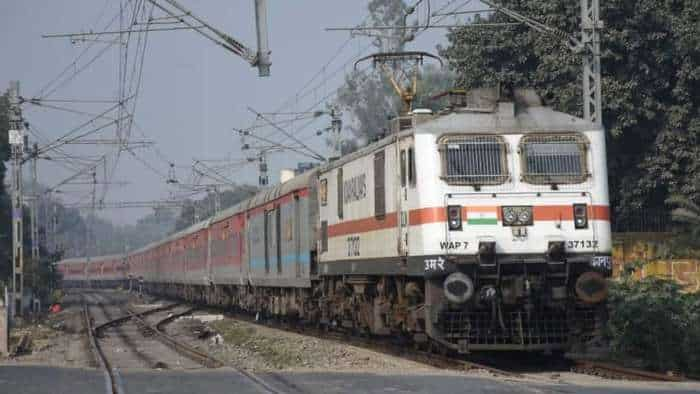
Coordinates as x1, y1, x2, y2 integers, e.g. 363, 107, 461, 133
574, 204, 588, 229
447, 205, 462, 231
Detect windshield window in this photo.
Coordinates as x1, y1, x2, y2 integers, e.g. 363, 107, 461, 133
520, 133, 588, 184
439, 135, 509, 186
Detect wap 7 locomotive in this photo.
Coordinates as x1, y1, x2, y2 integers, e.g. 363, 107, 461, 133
318, 90, 611, 352
58, 89, 611, 353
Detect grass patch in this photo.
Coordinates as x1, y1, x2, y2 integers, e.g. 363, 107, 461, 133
210, 320, 255, 346
209, 320, 300, 368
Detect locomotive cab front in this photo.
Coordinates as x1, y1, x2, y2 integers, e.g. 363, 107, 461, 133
411, 93, 612, 352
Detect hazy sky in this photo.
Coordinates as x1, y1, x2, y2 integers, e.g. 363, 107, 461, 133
1, 1, 462, 224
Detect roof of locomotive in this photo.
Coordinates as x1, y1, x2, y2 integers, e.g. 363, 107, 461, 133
418, 104, 595, 135
317, 88, 599, 173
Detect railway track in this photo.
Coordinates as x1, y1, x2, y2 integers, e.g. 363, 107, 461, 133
85, 289, 691, 394
214, 307, 692, 384
570, 359, 687, 382
81, 294, 124, 394
217, 308, 524, 380
83, 290, 294, 394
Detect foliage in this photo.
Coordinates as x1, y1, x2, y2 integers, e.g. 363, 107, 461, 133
664, 189, 700, 257
47, 192, 176, 258
336, 0, 454, 148
440, 0, 700, 221
606, 264, 700, 375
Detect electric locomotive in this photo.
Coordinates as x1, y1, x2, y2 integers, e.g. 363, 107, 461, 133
56, 88, 611, 353
317, 88, 611, 352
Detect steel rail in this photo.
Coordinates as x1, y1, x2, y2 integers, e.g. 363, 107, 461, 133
82, 295, 124, 394
93, 303, 180, 336
128, 307, 223, 368
226, 310, 522, 380
138, 307, 286, 394
572, 359, 687, 382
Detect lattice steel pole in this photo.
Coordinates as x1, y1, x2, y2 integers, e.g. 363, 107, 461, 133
30, 143, 39, 300
7, 81, 25, 317
581, 0, 602, 125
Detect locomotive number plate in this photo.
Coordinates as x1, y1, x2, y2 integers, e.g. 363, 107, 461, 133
567, 240, 599, 249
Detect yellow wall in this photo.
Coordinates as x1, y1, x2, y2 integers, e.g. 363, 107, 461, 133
612, 233, 700, 292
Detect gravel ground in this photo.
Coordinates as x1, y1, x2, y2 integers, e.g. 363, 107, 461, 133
4, 290, 700, 394
164, 311, 446, 375
0, 294, 92, 368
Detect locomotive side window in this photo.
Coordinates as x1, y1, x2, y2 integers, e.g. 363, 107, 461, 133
400, 149, 407, 187
438, 135, 508, 185
520, 133, 588, 184
408, 147, 416, 186
319, 178, 328, 206
320, 220, 328, 252
374, 151, 386, 219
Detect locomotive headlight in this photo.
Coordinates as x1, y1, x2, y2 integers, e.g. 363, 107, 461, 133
502, 206, 532, 226
518, 208, 532, 225
573, 204, 588, 229
502, 207, 517, 225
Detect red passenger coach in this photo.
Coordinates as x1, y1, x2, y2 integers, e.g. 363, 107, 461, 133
56, 254, 126, 288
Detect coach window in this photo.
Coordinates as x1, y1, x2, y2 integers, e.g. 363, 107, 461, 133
276, 208, 282, 274
337, 167, 343, 219
408, 147, 416, 187
374, 150, 386, 219
264, 211, 271, 274
438, 135, 508, 186
520, 133, 588, 184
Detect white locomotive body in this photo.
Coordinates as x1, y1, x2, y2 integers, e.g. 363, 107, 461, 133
317, 91, 611, 351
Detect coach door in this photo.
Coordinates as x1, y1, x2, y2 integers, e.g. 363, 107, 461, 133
398, 137, 414, 256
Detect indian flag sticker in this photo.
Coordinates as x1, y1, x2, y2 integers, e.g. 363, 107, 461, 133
466, 207, 498, 225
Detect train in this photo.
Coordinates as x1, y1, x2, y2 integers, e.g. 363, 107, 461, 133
57, 88, 612, 353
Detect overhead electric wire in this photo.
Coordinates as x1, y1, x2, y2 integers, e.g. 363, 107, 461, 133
33, 0, 117, 98
102, 0, 154, 204
25, 100, 119, 121
28, 98, 122, 104
243, 11, 374, 144
257, 0, 468, 149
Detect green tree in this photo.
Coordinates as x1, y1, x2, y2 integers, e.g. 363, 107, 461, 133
440, 0, 700, 221
663, 187, 700, 258
607, 266, 700, 375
